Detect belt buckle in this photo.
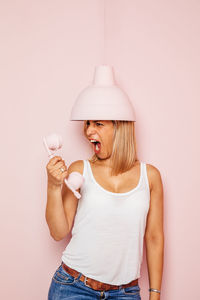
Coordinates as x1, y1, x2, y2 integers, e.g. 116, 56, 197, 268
84, 276, 90, 288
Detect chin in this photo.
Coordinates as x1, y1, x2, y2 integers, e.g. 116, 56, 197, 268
96, 153, 110, 160
95, 153, 103, 159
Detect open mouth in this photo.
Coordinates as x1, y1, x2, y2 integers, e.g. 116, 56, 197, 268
89, 139, 101, 154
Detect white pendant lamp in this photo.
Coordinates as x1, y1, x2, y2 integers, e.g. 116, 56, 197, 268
70, 65, 136, 121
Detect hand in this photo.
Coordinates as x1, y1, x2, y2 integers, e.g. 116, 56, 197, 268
46, 156, 68, 188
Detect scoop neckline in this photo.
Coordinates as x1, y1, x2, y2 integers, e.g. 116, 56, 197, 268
86, 160, 143, 196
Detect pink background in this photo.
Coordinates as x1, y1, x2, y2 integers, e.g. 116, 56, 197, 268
0, 0, 199, 299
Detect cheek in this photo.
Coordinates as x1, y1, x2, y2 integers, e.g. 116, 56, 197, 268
106, 137, 114, 149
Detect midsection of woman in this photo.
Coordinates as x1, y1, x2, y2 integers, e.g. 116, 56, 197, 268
61, 158, 151, 286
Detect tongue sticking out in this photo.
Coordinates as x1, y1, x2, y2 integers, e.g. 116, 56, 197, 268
93, 142, 101, 154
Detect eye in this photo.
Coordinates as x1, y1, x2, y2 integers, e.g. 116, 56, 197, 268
96, 122, 103, 126
86, 121, 90, 126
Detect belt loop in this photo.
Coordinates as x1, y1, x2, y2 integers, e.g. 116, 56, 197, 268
75, 272, 82, 281
84, 276, 90, 287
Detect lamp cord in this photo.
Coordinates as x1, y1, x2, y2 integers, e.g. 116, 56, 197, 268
103, 0, 106, 65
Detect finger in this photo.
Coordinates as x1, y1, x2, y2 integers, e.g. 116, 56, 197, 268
54, 169, 68, 180
62, 170, 68, 178
54, 161, 67, 171
51, 168, 67, 178
58, 167, 67, 174
48, 156, 62, 166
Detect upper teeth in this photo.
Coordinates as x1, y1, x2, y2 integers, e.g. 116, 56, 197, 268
90, 139, 98, 143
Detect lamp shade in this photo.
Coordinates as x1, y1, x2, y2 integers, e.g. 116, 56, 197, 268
70, 65, 136, 121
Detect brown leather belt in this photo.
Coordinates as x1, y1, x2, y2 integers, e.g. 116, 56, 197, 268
61, 262, 138, 292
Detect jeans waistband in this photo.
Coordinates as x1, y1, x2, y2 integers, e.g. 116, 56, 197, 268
61, 262, 139, 291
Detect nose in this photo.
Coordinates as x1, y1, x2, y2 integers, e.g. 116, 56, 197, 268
86, 123, 96, 136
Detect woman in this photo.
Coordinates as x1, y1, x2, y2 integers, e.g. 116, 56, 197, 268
46, 119, 164, 300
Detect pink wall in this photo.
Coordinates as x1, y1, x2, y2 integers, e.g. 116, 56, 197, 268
0, 0, 199, 299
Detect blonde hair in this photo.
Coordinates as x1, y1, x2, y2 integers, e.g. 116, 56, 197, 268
83, 120, 138, 176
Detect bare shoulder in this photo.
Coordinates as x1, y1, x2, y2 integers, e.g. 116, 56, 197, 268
146, 163, 163, 191
67, 159, 84, 175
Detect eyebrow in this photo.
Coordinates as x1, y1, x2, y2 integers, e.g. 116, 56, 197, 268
87, 120, 103, 122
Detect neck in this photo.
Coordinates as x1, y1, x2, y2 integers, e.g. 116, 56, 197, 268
95, 156, 113, 168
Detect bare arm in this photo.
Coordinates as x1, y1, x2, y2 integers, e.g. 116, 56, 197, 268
46, 184, 69, 241
45, 157, 83, 241
61, 160, 84, 235
144, 164, 164, 300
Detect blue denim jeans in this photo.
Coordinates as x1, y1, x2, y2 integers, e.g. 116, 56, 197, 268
48, 262, 141, 299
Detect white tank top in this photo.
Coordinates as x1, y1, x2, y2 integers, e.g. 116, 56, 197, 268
62, 160, 150, 285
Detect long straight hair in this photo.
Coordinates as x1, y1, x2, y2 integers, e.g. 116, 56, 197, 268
83, 120, 138, 176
